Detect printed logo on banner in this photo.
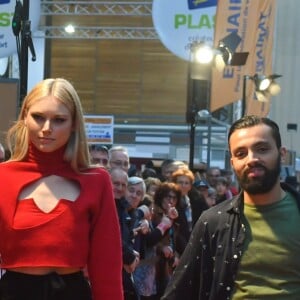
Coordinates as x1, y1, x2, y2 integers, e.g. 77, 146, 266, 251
188, 0, 217, 10
0, 0, 10, 4
152, 0, 217, 61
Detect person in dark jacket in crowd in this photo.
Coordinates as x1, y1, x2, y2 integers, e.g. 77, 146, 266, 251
133, 185, 175, 300
162, 115, 300, 300
110, 168, 140, 300
215, 176, 233, 204
152, 182, 181, 298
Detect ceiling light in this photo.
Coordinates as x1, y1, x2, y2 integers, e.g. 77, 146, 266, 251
65, 24, 75, 34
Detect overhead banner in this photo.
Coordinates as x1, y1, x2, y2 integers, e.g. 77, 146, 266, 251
152, 0, 217, 61
0, 0, 41, 58
211, 0, 276, 116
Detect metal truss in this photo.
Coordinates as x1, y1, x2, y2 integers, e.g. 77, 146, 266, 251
40, 1, 152, 16
39, 1, 156, 39
36, 26, 158, 40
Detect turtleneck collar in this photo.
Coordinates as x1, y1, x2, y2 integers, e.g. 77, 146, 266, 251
26, 143, 70, 173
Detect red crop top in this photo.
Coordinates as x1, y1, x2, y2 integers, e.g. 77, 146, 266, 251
0, 144, 123, 300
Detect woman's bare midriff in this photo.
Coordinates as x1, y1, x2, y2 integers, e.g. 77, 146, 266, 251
7, 266, 82, 275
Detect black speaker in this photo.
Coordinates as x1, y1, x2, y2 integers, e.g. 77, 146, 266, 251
186, 78, 210, 123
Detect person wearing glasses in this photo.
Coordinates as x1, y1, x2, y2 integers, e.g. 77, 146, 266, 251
152, 182, 181, 298
0, 78, 123, 300
89, 144, 109, 168
108, 146, 130, 172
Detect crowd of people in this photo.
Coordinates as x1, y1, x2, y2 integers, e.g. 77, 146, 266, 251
0, 78, 300, 300
88, 141, 242, 299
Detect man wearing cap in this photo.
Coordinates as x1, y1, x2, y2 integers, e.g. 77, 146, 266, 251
194, 180, 216, 208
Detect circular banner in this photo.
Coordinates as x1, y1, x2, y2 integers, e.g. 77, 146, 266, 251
152, 0, 217, 61
0, 0, 41, 58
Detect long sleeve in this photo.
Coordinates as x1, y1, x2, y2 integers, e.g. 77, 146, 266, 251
0, 147, 123, 300
161, 216, 210, 300
87, 171, 123, 300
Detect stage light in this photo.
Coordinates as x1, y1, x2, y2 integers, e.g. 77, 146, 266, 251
242, 74, 282, 114
190, 31, 249, 75
187, 32, 249, 169
192, 43, 214, 64
65, 24, 75, 34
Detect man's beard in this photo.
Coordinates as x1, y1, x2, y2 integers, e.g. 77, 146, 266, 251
237, 155, 281, 195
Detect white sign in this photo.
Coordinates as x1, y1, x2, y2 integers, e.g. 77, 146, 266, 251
84, 115, 114, 145
152, 0, 217, 61
0, 0, 41, 58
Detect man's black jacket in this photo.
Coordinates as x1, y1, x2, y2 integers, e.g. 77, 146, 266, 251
161, 183, 300, 300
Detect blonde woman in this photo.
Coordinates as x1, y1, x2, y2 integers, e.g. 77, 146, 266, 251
0, 78, 123, 300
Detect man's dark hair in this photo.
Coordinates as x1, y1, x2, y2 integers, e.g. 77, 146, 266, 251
228, 115, 281, 149
160, 159, 175, 169
89, 144, 109, 154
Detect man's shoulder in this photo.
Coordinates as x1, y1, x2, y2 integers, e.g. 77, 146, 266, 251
282, 182, 300, 210
199, 195, 241, 224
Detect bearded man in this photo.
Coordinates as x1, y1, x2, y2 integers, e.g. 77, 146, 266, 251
162, 115, 300, 300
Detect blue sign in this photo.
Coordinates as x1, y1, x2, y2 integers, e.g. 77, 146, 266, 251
0, 0, 10, 4
188, 0, 217, 10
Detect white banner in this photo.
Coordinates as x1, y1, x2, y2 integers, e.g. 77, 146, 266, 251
152, 0, 217, 61
84, 115, 114, 145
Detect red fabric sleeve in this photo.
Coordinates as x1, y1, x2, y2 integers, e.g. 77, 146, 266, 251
87, 170, 123, 300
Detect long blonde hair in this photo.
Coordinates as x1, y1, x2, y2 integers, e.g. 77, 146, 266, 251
7, 78, 90, 172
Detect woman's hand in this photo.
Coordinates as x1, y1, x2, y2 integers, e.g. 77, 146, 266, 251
167, 206, 178, 220
133, 219, 150, 236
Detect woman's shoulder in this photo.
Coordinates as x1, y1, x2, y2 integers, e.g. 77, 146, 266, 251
80, 166, 112, 182
76, 167, 112, 191
82, 165, 110, 176
0, 160, 24, 172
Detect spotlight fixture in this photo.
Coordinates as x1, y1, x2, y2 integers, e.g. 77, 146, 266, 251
189, 42, 213, 80
252, 74, 282, 102
187, 32, 249, 169
215, 32, 249, 71
190, 31, 249, 73
192, 43, 214, 64
242, 73, 282, 115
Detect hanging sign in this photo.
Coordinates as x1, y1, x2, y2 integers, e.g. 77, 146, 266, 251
211, 0, 276, 115
84, 115, 114, 145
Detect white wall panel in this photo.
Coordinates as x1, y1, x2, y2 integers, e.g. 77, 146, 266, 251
270, 0, 300, 155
